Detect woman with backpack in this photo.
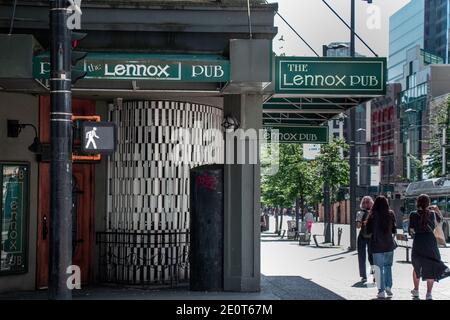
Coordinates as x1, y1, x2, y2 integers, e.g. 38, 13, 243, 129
356, 196, 374, 283
366, 196, 397, 299
409, 194, 450, 300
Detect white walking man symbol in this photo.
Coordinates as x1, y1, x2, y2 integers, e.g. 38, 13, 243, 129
86, 127, 100, 149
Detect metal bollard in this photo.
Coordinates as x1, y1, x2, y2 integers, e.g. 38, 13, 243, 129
337, 227, 343, 246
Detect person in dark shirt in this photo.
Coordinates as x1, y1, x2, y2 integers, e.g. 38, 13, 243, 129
409, 194, 450, 300
366, 196, 397, 299
356, 196, 374, 283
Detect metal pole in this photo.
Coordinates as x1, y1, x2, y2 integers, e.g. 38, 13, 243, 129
246, 0, 253, 39
324, 184, 331, 243
406, 137, 411, 180
443, 127, 447, 177
49, 0, 73, 300
349, 0, 357, 250
378, 145, 382, 195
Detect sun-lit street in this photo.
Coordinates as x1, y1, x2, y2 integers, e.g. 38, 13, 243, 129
261, 217, 450, 300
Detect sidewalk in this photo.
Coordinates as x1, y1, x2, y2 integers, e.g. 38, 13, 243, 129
262, 217, 450, 300
2, 218, 450, 300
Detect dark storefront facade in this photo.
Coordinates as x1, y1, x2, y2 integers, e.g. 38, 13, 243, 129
0, 0, 277, 293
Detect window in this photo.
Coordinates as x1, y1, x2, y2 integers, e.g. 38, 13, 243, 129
439, 197, 446, 213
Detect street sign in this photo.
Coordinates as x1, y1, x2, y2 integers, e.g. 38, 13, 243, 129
370, 165, 380, 187
34, 52, 230, 82
303, 144, 321, 160
81, 121, 117, 155
263, 126, 329, 144
275, 56, 387, 96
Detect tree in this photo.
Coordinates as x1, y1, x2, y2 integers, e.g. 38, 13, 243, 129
316, 139, 350, 202
424, 96, 450, 178
261, 144, 320, 234
315, 139, 350, 241
261, 139, 349, 238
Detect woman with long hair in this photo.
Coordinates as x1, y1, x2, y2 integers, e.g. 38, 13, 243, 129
366, 196, 397, 299
409, 194, 450, 300
356, 196, 374, 283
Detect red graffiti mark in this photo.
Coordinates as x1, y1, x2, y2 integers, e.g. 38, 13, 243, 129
196, 174, 218, 191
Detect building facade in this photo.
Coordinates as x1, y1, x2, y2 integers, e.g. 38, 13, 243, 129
398, 45, 450, 183
389, 0, 450, 83
388, 0, 425, 83
0, 0, 277, 293
424, 0, 450, 63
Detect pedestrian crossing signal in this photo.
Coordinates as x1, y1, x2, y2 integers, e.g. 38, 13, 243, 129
80, 121, 117, 155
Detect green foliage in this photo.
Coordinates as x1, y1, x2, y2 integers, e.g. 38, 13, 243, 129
316, 139, 350, 202
261, 139, 350, 208
424, 96, 450, 178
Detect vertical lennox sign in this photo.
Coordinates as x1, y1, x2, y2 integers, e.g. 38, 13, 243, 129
275, 57, 387, 96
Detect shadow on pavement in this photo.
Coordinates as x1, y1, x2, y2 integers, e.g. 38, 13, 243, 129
351, 281, 376, 289
309, 250, 356, 262
0, 276, 345, 301
262, 275, 345, 300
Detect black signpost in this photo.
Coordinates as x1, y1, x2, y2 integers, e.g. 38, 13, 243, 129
49, 0, 73, 300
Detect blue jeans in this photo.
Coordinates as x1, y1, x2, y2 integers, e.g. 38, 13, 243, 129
373, 251, 394, 292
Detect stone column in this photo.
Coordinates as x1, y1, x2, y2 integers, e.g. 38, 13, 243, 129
223, 93, 262, 292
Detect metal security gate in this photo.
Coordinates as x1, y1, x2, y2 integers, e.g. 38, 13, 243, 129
96, 231, 189, 286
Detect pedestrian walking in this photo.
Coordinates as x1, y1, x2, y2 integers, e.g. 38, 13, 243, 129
409, 195, 450, 300
366, 196, 397, 299
356, 196, 374, 284
304, 209, 314, 234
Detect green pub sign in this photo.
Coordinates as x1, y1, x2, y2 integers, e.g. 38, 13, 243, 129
0, 163, 29, 275
33, 52, 230, 82
263, 126, 329, 144
276, 57, 387, 96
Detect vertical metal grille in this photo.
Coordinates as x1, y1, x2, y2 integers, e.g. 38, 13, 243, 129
99, 100, 223, 286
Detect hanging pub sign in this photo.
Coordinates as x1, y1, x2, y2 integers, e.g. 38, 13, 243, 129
275, 56, 387, 96
0, 163, 29, 275
263, 126, 329, 144
33, 52, 230, 82
81, 121, 117, 155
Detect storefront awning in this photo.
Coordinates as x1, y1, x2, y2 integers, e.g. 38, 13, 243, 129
263, 56, 387, 126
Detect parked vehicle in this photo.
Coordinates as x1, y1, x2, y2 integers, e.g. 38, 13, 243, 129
404, 178, 450, 241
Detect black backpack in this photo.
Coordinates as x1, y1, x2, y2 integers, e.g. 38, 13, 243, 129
359, 210, 372, 239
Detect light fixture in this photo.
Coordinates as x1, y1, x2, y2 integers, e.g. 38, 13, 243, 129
7, 120, 42, 154
357, 128, 366, 132
222, 115, 240, 132
405, 108, 417, 113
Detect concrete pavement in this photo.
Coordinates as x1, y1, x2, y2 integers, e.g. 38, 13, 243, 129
1, 216, 450, 300
262, 216, 450, 300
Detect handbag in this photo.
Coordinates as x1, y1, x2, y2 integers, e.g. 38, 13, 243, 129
433, 212, 446, 246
